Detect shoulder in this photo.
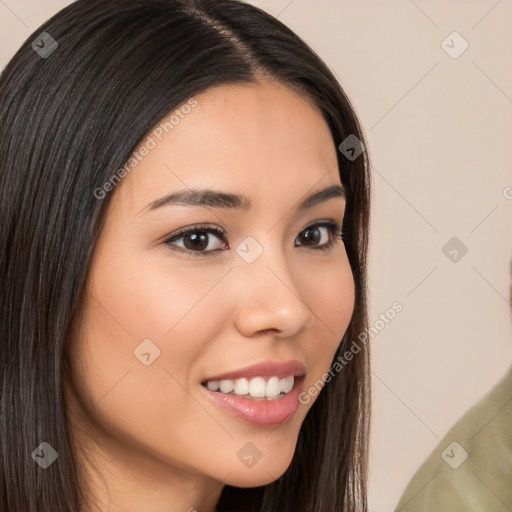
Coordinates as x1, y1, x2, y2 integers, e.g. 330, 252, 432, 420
395, 366, 512, 512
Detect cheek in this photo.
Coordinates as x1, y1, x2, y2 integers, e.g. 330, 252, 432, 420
83, 240, 228, 350
67, 308, 223, 477
297, 253, 355, 389
67, 249, 235, 460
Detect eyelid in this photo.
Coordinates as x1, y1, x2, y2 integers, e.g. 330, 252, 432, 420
164, 223, 227, 242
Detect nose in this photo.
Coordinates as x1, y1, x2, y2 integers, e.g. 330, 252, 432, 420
231, 239, 312, 339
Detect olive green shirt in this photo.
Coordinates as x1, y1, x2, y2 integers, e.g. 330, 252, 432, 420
395, 366, 512, 512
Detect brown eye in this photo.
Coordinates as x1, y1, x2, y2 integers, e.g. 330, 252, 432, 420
163, 224, 228, 257
163, 221, 344, 258
294, 222, 344, 250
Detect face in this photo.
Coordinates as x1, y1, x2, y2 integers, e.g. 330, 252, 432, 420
65, 79, 355, 502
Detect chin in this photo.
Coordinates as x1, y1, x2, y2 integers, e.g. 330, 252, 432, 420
219, 441, 296, 488
223, 462, 291, 488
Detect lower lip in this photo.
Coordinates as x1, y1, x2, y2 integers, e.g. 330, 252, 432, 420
200, 376, 304, 426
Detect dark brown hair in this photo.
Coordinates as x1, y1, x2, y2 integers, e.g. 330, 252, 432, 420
0, 1, 371, 510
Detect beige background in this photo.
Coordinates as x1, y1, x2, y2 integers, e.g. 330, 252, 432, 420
1, 1, 511, 510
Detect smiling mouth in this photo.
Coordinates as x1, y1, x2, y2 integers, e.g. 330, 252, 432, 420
201, 375, 305, 401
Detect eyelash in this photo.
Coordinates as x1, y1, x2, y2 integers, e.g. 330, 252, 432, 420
162, 220, 345, 258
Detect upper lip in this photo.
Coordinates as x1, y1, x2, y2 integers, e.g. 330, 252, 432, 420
202, 360, 306, 382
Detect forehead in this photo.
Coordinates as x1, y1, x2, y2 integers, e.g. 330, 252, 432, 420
113, 79, 341, 217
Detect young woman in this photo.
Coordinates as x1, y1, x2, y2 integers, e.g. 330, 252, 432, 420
0, 1, 372, 511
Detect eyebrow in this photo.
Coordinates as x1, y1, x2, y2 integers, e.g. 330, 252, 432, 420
140, 183, 345, 214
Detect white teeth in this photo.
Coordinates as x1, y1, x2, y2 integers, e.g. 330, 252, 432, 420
234, 378, 249, 395
219, 379, 234, 394
204, 375, 296, 399
249, 377, 266, 398
266, 377, 281, 398
280, 376, 294, 393
207, 380, 220, 391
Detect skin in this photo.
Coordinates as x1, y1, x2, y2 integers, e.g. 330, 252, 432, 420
64, 77, 355, 512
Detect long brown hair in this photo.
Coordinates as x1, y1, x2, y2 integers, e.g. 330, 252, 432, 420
0, 1, 371, 510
